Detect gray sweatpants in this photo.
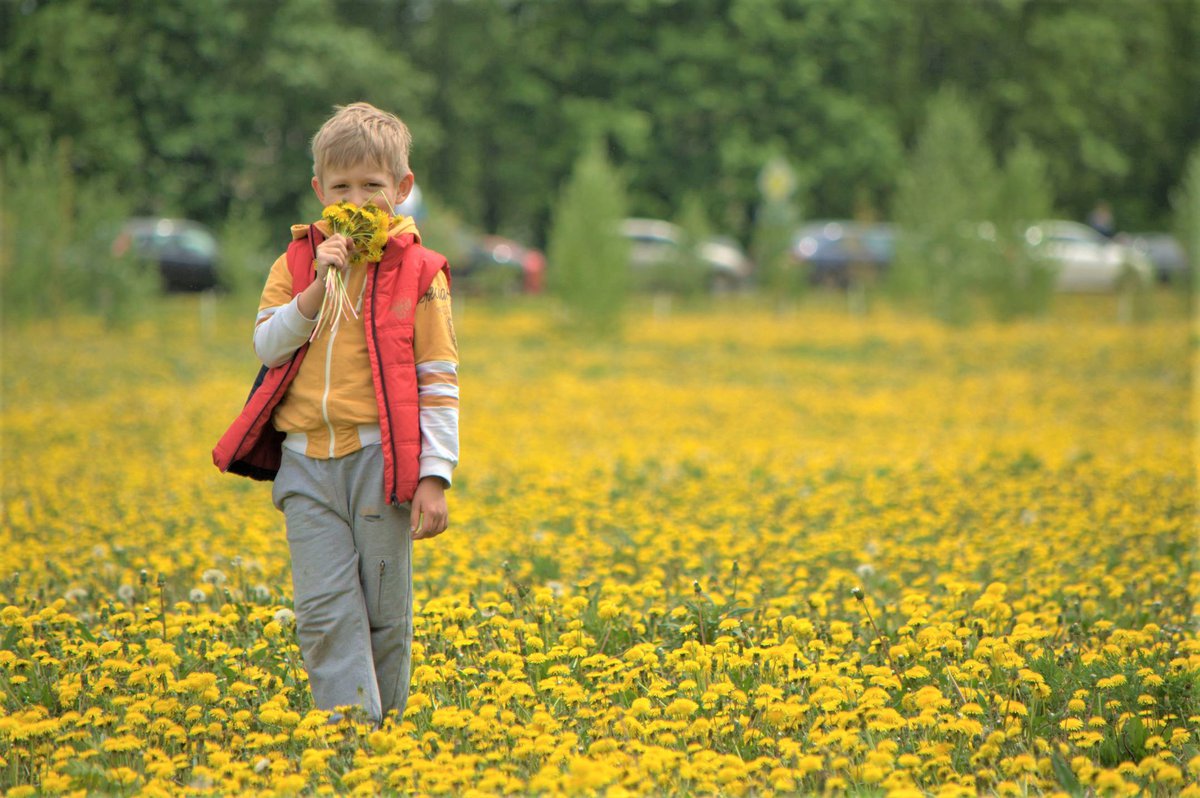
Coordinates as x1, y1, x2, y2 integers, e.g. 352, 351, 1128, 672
272, 445, 413, 723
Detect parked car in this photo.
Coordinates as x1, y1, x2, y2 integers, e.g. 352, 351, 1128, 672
457, 234, 545, 294
790, 220, 896, 287
113, 217, 220, 292
407, 208, 545, 295
1124, 232, 1190, 284
1023, 220, 1152, 292
620, 218, 752, 292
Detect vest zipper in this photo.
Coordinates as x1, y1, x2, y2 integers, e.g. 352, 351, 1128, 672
369, 266, 401, 506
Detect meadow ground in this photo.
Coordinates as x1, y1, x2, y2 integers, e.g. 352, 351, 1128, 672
0, 290, 1196, 796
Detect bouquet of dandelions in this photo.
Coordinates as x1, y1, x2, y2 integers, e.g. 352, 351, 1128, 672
310, 201, 391, 341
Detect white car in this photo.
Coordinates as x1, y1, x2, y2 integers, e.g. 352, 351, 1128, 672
1024, 220, 1152, 292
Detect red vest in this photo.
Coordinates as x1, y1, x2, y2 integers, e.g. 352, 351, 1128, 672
212, 226, 450, 505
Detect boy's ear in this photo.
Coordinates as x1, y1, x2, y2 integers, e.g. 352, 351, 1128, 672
396, 173, 415, 204
311, 176, 326, 205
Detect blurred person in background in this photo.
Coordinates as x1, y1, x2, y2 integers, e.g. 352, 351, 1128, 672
1087, 200, 1116, 238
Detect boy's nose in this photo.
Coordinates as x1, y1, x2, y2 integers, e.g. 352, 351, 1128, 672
353, 189, 386, 208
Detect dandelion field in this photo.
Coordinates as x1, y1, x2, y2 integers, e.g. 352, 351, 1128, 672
1, 293, 1197, 797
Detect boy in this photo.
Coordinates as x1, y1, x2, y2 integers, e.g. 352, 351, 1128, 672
214, 102, 458, 725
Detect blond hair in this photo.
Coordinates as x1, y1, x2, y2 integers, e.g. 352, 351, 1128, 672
311, 102, 412, 184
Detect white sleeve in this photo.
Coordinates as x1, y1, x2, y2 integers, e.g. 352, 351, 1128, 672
417, 360, 459, 485
253, 297, 317, 368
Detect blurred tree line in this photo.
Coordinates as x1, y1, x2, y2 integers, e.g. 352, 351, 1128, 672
2, 0, 1197, 249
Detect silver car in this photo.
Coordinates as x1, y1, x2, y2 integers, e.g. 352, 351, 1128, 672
620, 218, 752, 292
1024, 220, 1152, 292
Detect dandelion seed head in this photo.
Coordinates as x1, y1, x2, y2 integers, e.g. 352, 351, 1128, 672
202, 569, 228, 586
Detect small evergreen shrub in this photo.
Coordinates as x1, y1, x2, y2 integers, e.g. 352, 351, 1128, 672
986, 139, 1057, 320
547, 142, 630, 336
889, 90, 997, 324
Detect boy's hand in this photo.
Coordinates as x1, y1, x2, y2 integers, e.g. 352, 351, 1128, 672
314, 233, 354, 279
411, 477, 448, 540
299, 234, 355, 318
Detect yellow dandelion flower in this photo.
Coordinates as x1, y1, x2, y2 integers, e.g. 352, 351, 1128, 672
1093, 769, 1129, 792
664, 698, 699, 719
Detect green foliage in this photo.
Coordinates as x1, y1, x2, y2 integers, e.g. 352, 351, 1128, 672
93, 250, 163, 330
1, 0, 428, 234
985, 139, 1057, 320
217, 200, 274, 301
74, 170, 158, 329
752, 156, 805, 298
1171, 145, 1200, 297
1, 0, 1196, 260
890, 90, 998, 324
1, 141, 79, 322
413, 199, 472, 275
1, 140, 139, 326
890, 99, 1062, 324
628, 195, 713, 298
670, 194, 715, 297
547, 143, 630, 335
753, 199, 803, 299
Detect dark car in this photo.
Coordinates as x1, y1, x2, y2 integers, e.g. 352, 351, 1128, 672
1124, 232, 1190, 284
114, 217, 220, 292
790, 220, 895, 287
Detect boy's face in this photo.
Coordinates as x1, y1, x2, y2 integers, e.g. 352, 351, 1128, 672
312, 161, 414, 213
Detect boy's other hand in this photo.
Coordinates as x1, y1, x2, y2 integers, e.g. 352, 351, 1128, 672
411, 477, 448, 540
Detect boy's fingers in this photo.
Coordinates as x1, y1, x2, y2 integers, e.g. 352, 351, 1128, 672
412, 513, 448, 540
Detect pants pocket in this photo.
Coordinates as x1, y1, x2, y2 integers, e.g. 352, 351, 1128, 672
365, 555, 407, 624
